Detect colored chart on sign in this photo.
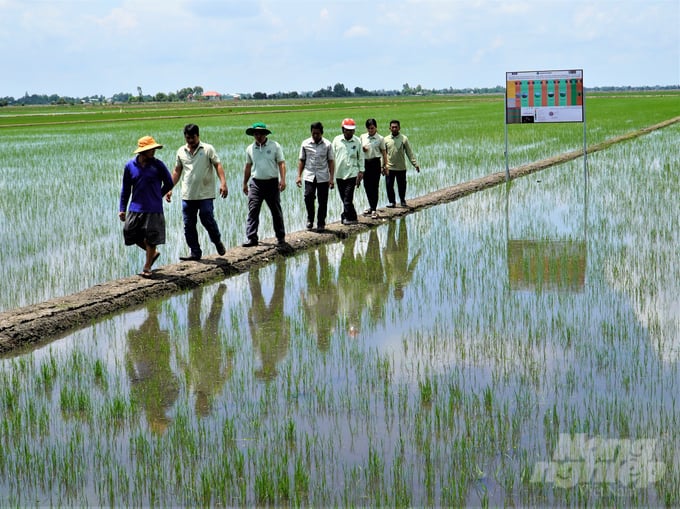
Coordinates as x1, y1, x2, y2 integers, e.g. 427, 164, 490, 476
506, 69, 583, 124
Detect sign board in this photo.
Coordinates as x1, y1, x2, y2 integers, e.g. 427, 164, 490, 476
506, 69, 584, 124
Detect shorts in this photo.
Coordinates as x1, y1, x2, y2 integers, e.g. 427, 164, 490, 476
123, 212, 166, 247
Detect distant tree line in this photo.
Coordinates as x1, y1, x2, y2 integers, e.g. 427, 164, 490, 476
1, 83, 677, 107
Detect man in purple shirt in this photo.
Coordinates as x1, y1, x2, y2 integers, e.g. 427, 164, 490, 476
119, 136, 174, 277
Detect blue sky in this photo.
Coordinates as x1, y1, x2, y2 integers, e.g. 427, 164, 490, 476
1, 0, 678, 98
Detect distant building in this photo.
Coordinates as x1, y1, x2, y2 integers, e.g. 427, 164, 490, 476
202, 90, 222, 100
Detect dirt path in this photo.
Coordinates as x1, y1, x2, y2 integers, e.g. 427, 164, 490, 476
1, 117, 678, 353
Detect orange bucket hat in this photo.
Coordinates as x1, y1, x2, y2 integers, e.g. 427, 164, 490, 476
133, 136, 163, 154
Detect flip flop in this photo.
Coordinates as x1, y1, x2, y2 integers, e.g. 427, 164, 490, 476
150, 252, 160, 268
139, 270, 153, 278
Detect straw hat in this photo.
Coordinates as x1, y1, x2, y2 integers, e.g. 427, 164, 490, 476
133, 136, 163, 154
245, 122, 272, 136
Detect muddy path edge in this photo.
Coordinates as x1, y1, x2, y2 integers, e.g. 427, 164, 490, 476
2, 116, 678, 352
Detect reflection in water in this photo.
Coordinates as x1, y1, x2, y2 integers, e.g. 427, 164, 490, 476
507, 239, 586, 292
338, 236, 367, 338
383, 219, 421, 300
301, 246, 339, 352
125, 301, 179, 435
248, 261, 291, 381
184, 284, 232, 416
337, 228, 393, 338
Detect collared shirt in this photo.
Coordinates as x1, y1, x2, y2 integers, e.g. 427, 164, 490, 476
359, 132, 386, 160
332, 134, 363, 180
175, 141, 221, 200
298, 136, 334, 183
384, 133, 418, 171
246, 139, 285, 179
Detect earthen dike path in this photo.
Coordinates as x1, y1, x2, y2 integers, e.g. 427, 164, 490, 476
1, 117, 678, 353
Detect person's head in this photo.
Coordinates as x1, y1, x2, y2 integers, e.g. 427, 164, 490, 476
365, 118, 378, 136
341, 118, 356, 140
246, 122, 272, 144
133, 135, 163, 161
389, 120, 400, 136
310, 121, 324, 143
183, 123, 200, 149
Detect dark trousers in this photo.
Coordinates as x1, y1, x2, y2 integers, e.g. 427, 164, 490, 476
363, 158, 381, 211
182, 199, 221, 257
304, 179, 330, 227
336, 177, 358, 222
246, 178, 286, 242
386, 170, 407, 204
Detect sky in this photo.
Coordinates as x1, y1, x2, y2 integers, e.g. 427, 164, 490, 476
1, 0, 678, 98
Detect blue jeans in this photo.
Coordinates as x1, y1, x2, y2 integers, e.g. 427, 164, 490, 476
182, 199, 222, 257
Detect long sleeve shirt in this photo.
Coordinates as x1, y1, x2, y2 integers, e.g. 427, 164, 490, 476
384, 133, 418, 171
119, 156, 173, 213
332, 134, 363, 180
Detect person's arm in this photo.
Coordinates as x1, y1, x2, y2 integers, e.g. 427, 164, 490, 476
380, 140, 389, 175
356, 140, 364, 186
328, 159, 335, 189
160, 163, 174, 198
166, 162, 182, 202
327, 143, 335, 189
296, 160, 304, 187
404, 139, 420, 172
243, 162, 252, 195
278, 161, 287, 192
215, 161, 228, 198
118, 165, 131, 221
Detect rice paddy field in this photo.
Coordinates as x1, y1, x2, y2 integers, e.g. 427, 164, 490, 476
0, 93, 679, 506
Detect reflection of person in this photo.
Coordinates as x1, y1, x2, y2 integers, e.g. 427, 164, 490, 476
301, 246, 338, 352
118, 135, 174, 278
170, 124, 228, 261
241, 122, 287, 247
125, 302, 179, 435
332, 118, 364, 225
359, 118, 388, 219
185, 284, 232, 416
384, 120, 420, 208
383, 219, 421, 299
337, 235, 366, 337
248, 261, 291, 381
362, 228, 388, 324
296, 122, 335, 232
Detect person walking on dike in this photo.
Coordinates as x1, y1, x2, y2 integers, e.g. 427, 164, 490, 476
359, 118, 388, 219
332, 118, 364, 225
297, 122, 335, 232
241, 122, 287, 247
118, 136, 174, 278
384, 119, 420, 208
169, 123, 228, 261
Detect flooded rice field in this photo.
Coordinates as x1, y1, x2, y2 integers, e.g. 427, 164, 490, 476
1, 122, 679, 506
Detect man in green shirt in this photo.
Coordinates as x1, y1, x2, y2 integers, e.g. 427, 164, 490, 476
384, 119, 420, 208
332, 118, 364, 225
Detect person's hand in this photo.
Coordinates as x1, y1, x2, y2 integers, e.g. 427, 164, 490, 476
219, 184, 228, 198
165, 190, 172, 203
329, 181, 335, 190
242, 183, 249, 195
118, 211, 125, 222
296, 176, 302, 188
415, 165, 420, 173
279, 180, 287, 192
